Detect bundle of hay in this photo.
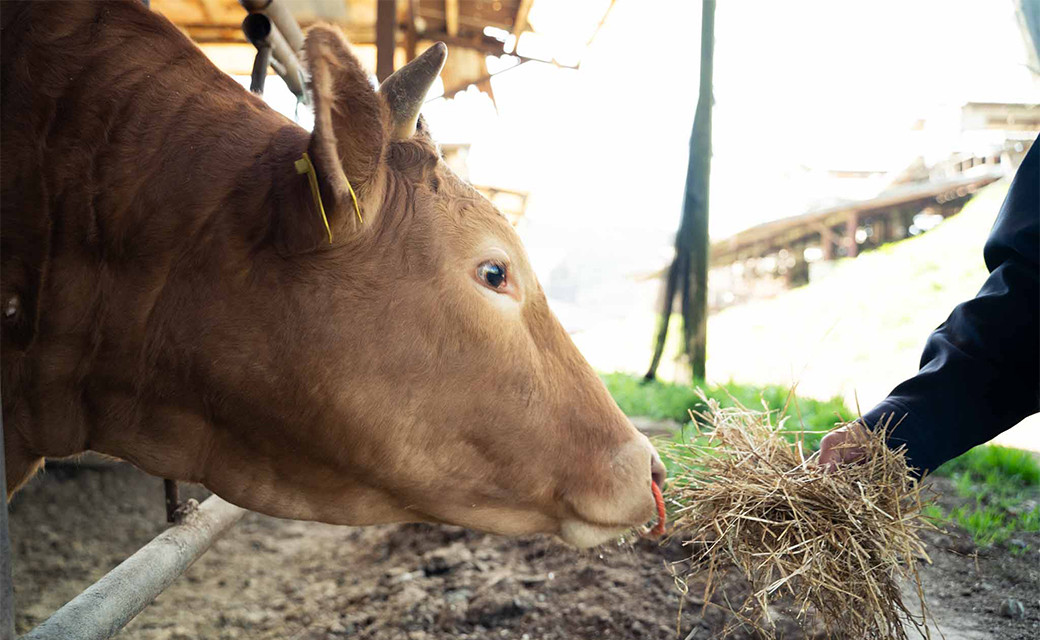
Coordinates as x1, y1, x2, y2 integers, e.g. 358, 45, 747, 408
665, 399, 934, 639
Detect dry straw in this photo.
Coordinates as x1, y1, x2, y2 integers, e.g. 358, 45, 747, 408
665, 397, 936, 639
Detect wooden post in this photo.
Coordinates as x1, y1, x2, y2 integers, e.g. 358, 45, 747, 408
1, 401, 15, 640
684, 0, 714, 381
821, 225, 835, 260
514, 0, 534, 41
891, 208, 907, 240
873, 215, 887, 245
445, 0, 460, 37
376, 0, 396, 82
646, 0, 715, 382
404, 0, 418, 62
163, 479, 181, 524
844, 210, 859, 258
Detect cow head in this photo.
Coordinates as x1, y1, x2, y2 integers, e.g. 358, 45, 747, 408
0, 24, 664, 548
190, 27, 664, 548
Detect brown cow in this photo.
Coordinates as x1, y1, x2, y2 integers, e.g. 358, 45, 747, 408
1, 0, 664, 547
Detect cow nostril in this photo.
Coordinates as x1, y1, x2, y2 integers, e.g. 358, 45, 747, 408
651, 467, 665, 490
650, 449, 666, 490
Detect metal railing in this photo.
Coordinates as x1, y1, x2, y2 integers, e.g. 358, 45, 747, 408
21, 497, 246, 640
240, 0, 308, 101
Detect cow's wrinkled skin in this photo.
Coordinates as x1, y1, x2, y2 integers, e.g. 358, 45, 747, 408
0, 0, 664, 547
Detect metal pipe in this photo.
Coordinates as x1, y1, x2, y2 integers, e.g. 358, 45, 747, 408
269, 56, 287, 79
242, 13, 306, 101
249, 43, 272, 94
163, 478, 180, 524
239, 0, 303, 53
1, 389, 15, 640
22, 496, 246, 640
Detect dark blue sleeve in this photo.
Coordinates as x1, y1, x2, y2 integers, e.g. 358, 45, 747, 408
862, 138, 1040, 475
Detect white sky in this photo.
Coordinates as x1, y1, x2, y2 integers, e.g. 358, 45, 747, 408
247, 0, 1037, 250
422, 0, 1038, 240
241, 3, 1039, 409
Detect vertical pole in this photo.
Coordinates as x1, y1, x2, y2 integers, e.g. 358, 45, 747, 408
845, 210, 860, 258
876, 214, 890, 245
376, 0, 396, 82
249, 44, 272, 95
1, 391, 15, 640
645, 0, 715, 382
404, 0, 418, 62
163, 479, 181, 524
821, 225, 835, 260
685, 0, 715, 381
445, 0, 460, 37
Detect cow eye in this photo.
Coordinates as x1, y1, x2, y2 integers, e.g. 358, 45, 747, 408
476, 261, 507, 290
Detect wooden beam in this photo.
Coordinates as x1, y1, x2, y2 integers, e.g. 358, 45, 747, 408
198, 0, 222, 21
404, 0, 418, 61
183, 23, 373, 44
376, 0, 396, 81
821, 225, 835, 261
415, 7, 510, 30
180, 25, 248, 43
421, 32, 510, 56
844, 210, 860, 258
874, 215, 889, 245
513, 0, 533, 40
445, 0, 459, 37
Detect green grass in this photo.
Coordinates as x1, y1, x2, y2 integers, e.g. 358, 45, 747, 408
933, 444, 1040, 487
929, 445, 1040, 547
602, 372, 849, 452
920, 502, 1029, 549
936, 503, 1040, 548
603, 372, 1040, 548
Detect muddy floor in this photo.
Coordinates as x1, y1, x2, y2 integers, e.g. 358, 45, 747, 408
8, 460, 1039, 639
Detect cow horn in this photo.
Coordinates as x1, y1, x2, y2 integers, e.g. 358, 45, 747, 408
379, 42, 447, 140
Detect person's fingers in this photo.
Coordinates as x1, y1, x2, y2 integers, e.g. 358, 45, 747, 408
818, 429, 847, 472
819, 423, 868, 472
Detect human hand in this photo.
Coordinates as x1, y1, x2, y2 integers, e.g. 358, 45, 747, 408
818, 422, 869, 472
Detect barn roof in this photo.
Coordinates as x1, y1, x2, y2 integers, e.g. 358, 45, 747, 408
709, 170, 1004, 266
151, 0, 613, 98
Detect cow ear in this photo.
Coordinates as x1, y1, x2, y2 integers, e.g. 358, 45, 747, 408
304, 25, 387, 238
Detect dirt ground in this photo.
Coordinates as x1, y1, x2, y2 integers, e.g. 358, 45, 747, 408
8, 461, 1039, 639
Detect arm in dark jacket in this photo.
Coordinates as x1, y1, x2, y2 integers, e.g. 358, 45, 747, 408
862, 138, 1040, 474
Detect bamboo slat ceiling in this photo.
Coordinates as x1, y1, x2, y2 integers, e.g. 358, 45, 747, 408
151, 0, 600, 97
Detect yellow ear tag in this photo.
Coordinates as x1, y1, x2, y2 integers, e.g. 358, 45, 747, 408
295, 152, 364, 245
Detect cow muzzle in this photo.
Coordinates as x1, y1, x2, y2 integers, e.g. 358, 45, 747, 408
558, 434, 666, 548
